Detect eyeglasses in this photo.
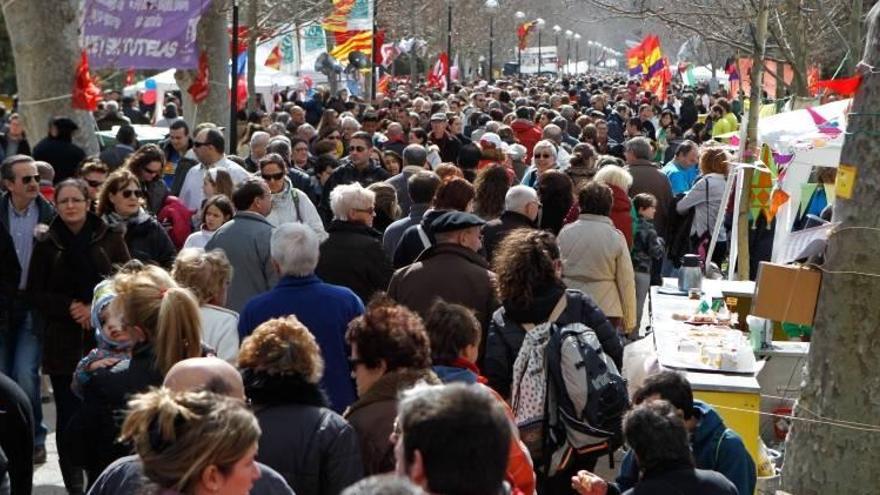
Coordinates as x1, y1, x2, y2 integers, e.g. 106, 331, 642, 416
18, 174, 40, 184
261, 172, 286, 182
119, 189, 144, 199
85, 179, 105, 188
57, 197, 87, 206
350, 146, 368, 152
534, 153, 554, 159
193, 141, 210, 148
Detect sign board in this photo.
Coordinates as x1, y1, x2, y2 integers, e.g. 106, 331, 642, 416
518, 46, 558, 75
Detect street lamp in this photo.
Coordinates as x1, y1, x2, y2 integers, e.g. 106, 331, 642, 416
535, 18, 545, 76
552, 25, 561, 73
485, 0, 499, 82
574, 33, 581, 75
565, 29, 573, 75
587, 40, 595, 72
515, 11, 525, 77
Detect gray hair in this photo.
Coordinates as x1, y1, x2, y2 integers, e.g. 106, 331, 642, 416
532, 139, 557, 159
250, 131, 270, 148
341, 476, 425, 495
402, 144, 427, 167
504, 185, 538, 213
542, 124, 562, 142
296, 123, 317, 141
270, 223, 320, 277
330, 183, 375, 221
624, 137, 654, 161
340, 116, 361, 132
105, 100, 120, 113
485, 121, 501, 134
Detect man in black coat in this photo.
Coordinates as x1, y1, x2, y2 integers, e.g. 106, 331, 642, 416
481, 185, 539, 263
0, 373, 33, 495
427, 113, 462, 163
318, 132, 390, 223
31, 117, 86, 183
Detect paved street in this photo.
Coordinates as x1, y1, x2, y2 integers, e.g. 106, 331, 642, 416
33, 391, 66, 494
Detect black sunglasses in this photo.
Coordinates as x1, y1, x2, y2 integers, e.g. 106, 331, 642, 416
19, 174, 40, 184
350, 146, 368, 152
119, 189, 144, 199
534, 153, 554, 159
85, 179, 105, 188
261, 172, 286, 181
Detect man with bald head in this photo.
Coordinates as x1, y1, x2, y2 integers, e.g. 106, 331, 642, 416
87, 358, 294, 495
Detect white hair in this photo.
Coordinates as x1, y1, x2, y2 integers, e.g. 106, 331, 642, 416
340, 116, 361, 131
296, 124, 317, 140
250, 131, 270, 147
594, 164, 633, 190
105, 100, 119, 112
504, 185, 538, 213
330, 183, 375, 221
270, 223, 320, 277
531, 140, 558, 167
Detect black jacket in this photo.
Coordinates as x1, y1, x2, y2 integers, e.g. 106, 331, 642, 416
244, 370, 363, 495
316, 220, 393, 304
0, 373, 33, 495
481, 211, 535, 263
104, 210, 176, 269
318, 159, 390, 223
27, 213, 130, 374
609, 467, 737, 495
0, 193, 56, 306
32, 137, 86, 183
485, 287, 623, 400
0, 132, 30, 157
392, 208, 446, 269
428, 131, 462, 163
71, 342, 164, 480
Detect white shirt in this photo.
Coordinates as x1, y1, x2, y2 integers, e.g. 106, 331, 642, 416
183, 228, 215, 249
200, 304, 240, 363
265, 180, 329, 242
179, 156, 251, 211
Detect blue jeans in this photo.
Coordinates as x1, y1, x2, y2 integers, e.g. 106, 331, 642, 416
0, 305, 47, 447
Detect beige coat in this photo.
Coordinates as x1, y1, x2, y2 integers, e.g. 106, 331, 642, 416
558, 213, 637, 331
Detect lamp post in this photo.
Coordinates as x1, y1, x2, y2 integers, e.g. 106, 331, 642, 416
552, 25, 561, 74
515, 11, 525, 78
229, 0, 239, 154
586, 40, 595, 72
535, 18, 545, 76
485, 0, 498, 82
574, 33, 581, 75
446, 1, 453, 89
565, 29, 573, 75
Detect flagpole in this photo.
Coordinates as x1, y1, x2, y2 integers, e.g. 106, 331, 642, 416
370, 0, 377, 102
229, 0, 239, 154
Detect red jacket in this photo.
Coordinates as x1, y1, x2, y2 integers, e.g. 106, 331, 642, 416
510, 120, 543, 161
609, 184, 634, 248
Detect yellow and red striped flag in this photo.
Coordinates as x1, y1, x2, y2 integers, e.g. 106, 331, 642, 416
330, 30, 372, 61
322, 0, 357, 33
264, 43, 282, 70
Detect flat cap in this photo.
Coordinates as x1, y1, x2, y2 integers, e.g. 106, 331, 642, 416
430, 112, 448, 122
431, 211, 486, 233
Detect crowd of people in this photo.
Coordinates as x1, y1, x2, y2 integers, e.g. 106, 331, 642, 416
0, 72, 761, 495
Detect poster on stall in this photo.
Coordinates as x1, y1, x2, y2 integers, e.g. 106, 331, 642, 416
82, 0, 213, 69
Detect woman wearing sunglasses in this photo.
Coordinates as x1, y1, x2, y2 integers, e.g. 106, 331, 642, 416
259, 153, 328, 242
520, 139, 560, 189
97, 169, 176, 268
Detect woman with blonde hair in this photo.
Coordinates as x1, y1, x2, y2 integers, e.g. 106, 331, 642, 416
238, 316, 363, 495
75, 261, 204, 481
173, 248, 240, 363
119, 388, 261, 495
594, 164, 635, 248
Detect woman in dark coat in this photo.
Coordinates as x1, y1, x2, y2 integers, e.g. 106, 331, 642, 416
97, 169, 176, 268
484, 229, 623, 493
315, 183, 392, 304
239, 316, 363, 495
27, 178, 130, 493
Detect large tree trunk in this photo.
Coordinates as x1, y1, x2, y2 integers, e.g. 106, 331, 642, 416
3, 0, 98, 154
846, 0, 864, 75
175, 0, 230, 137
782, 3, 880, 492
736, 0, 769, 280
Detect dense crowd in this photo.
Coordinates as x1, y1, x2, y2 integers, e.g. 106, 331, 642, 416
0, 73, 761, 495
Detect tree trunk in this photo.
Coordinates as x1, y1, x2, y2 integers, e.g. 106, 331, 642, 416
246, 0, 259, 113
736, 0, 769, 280
175, 0, 230, 137
782, 3, 880, 492
3, 0, 98, 154
409, 1, 418, 82
847, 0, 864, 75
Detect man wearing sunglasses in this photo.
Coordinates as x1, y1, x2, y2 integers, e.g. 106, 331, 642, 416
179, 127, 251, 212
0, 154, 54, 465
318, 131, 390, 224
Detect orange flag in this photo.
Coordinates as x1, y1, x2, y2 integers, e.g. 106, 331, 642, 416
72, 50, 102, 111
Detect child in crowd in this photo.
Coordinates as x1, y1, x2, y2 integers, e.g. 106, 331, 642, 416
632, 193, 665, 330
183, 194, 234, 249
71, 281, 133, 398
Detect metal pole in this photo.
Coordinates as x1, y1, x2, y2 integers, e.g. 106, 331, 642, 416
566, 39, 571, 75
538, 31, 542, 75
446, 3, 452, 89
555, 34, 559, 74
575, 41, 579, 75
229, 0, 239, 155
488, 16, 494, 82
518, 47, 522, 78
370, 5, 377, 102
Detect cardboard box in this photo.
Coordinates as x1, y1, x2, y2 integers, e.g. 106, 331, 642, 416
751, 262, 822, 326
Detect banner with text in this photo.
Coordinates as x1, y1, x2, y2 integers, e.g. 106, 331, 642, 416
82, 0, 213, 70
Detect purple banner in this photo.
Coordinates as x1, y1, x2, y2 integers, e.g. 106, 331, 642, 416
82, 0, 213, 70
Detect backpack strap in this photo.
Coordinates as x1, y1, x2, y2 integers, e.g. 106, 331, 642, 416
714, 427, 731, 468
289, 187, 302, 222
416, 225, 431, 250
521, 295, 568, 331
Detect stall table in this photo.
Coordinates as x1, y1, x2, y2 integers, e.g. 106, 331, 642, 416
649, 279, 761, 462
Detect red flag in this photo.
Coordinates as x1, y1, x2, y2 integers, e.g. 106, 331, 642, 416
373, 30, 386, 65
427, 52, 448, 91
377, 74, 391, 94
188, 51, 210, 104
234, 75, 248, 112
517, 21, 536, 51
815, 74, 863, 97
124, 68, 135, 87
72, 50, 102, 111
